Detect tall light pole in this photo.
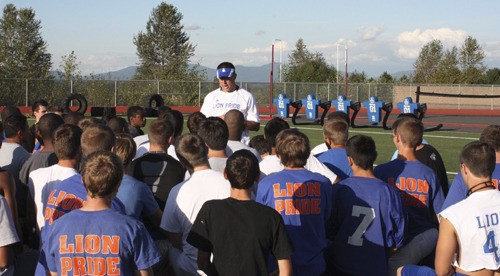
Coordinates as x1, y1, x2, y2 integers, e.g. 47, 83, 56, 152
269, 39, 283, 118
273, 39, 283, 82
336, 41, 348, 95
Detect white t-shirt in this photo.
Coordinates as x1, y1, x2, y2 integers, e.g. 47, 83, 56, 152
259, 154, 337, 184
28, 164, 79, 229
0, 195, 20, 276
226, 140, 262, 162
311, 143, 328, 155
160, 169, 230, 274
439, 189, 500, 272
201, 87, 260, 144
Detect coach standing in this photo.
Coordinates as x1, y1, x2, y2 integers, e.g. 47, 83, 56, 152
201, 62, 260, 144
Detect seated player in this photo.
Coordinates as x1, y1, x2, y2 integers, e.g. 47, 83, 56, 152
374, 116, 444, 275
329, 135, 405, 275
43, 151, 161, 275
197, 117, 229, 173
256, 128, 333, 275
187, 150, 293, 275
442, 125, 500, 210
399, 141, 500, 276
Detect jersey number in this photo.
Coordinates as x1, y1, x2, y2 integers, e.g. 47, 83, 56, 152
348, 206, 375, 246
483, 230, 500, 262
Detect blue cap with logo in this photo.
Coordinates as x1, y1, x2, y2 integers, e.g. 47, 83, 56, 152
217, 68, 235, 79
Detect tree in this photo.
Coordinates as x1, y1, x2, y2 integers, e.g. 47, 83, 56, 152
0, 4, 51, 78
459, 36, 486, 84
413, 40, 443, 84
349, 70, 367, 83
484, 68, 500, 84
283, 38, 336, 83
434, 47, 461, 84
59, 51, 81, 80
133, 2, 202, 81
378, 71, 394, 83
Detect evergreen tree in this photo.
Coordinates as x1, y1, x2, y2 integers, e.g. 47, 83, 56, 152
283, 38, 336, 82
434, 47, 461, 84
349, 70, 367, 83
134, 2, 202, 81
378, 71, 394, 83
0, 4, 51, 78
59, 51, 81, 80
413, 40, 443, 84
459, 36, 486, 84
484, 68, 500, 84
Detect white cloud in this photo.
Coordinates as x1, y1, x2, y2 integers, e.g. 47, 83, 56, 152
357, 25, 386, 40
396, 28, 468, 59
185, 24, 201, 31
484, 41, 500, 58
242, 47, 264, 54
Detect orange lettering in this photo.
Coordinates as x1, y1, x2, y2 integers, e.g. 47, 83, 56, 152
275, 200, 285, 213
75, 235, 84, 253
286, 182, 293, 196
307, 182, 320, 196
493, 179, 498, 189
60, 235, 74, 254
61, 194, 77, 210
294, 183, 307, 197
93, 257, 106, 275
60, 257, 72, 275
107, 257, 120, 275
285, 199, 296, 215
398, 177, 406, 190
311, 199, 321, 214
44, 207, 53, 223
47, 190, 57, 205
73, 257, 87, 275
273, 184, 286, 198
417, 180, 429, 193
299, 199, 310, 214
85, 235, 100, 254
406, 178, 417, 192
55, 191, 68, 206
419, 194, 429, 205
86, 257, 94, 275
102, 236, 119, 254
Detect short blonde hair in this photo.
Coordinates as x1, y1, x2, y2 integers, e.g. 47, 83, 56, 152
276, 129, 310, 168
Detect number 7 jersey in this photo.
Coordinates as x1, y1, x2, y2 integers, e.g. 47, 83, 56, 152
439, 189, 500, 271
330, 176, 406, 275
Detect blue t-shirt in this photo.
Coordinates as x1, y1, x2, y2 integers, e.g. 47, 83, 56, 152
331, 176, 406, 275
116, 175, 160, 220
256, 169, 333, 276
44, 209, 161, 275
374, 160, 444, 243
315, 148, 353, 180
442, 163, 500, 211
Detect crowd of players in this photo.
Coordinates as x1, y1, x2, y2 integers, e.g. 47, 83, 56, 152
0, 64, 499, 276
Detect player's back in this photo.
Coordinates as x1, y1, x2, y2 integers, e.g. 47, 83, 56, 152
374, 159, 444, 242
315, 147, 353, 180
330, 176, 405, 275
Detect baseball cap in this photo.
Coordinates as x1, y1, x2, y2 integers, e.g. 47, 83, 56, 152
217, 67, 235, 79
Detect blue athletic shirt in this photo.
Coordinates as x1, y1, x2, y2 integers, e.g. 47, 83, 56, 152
331, 176, 406, 275
256, 169, 333, 276
315, 147, 353, 180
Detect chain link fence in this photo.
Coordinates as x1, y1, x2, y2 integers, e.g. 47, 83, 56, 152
0, 78, 498, 111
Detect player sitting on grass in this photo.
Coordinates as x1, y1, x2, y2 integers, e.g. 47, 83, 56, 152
43, 151, 161, 275
257, 128, 333, 275
399, 141, 500, 276
188, 149, 293, 276
329, 134, 405, 275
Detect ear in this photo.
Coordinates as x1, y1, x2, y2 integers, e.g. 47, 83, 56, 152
347, 156, 354, 167
223, 169, 228, 180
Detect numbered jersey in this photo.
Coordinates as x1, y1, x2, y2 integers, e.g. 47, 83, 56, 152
440, 189, 500, 272
330, 177, 406, 275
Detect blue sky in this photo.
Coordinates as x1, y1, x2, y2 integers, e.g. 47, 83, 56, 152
2, 0, 500, 77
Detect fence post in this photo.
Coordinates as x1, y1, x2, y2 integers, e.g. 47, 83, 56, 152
114, 80, 117, 107
198, 81, 202, 106
25, 79, 29, 106
293, 83, 296, 101
327, 83, 330, 100
492, 85, 494, 111
458, 84, 461, 110
157, 80, 160, 94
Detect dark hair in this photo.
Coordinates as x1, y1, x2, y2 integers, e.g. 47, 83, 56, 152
159, 110, 184, 138
107, 117, 129, 134
157, 106, 172, 118
392, 116, 423, 148
81, 124, 116, 157
249, 135, 271, 155
187, 112, 206, 135
1, 106, 21, 122
264, 117, 290, 147
78, 117, 104, 131
225, 150, 260, 190
175, 133, 209, 169
224, 109, 245, 139
81, 151, 123, 198
127, 106, 144, 122
63, 111, 84, 125
32, 99, 49, 113
480, 125, 500, 152
198, 117, 229, 151
47, 105, 64, 114
37, 113, 64, 140
326, 111, 350, 125
460, 141, 495, 178
346, 135, 377, 170
276, 128, 310, 168
148, 119, 174, 147
3, 114, 28, 138
217, 62, 236, 70
53, 124, 83, 160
